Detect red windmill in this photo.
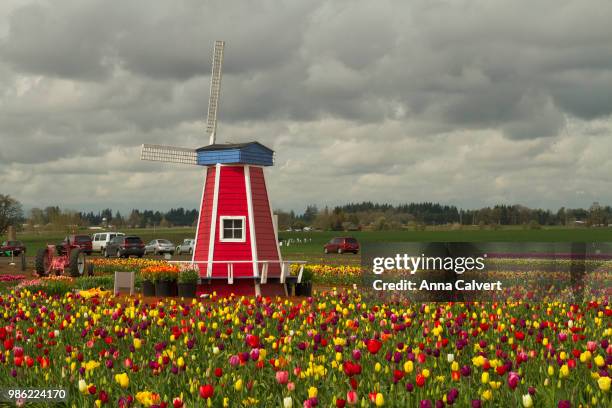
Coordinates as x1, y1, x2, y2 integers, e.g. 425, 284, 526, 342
140, 41, 303, 296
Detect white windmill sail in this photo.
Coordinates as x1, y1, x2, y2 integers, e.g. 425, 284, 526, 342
206, 40, 225, 145
139, 40, 225, 164
140, 144, 198, 165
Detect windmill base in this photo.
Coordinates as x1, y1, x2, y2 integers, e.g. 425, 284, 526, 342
196, 280, 287, 298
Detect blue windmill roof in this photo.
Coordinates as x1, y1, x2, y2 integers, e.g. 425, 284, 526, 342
195, 142, 274, 166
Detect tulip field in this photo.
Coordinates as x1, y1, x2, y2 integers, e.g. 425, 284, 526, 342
0, 281, 609, 407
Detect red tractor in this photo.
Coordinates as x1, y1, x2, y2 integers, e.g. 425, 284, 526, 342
35, 238, 92, 277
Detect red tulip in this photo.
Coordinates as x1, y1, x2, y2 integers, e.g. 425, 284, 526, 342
25, 356, 34, 368
416, 373, 426, 387
173, 398, 184, 408
368, 392, 377, 403
246, 334, 260, 348
199, 384, 214, 399
99, 390, 109, 403
336, 398, 346, 408
367, 339, 382, 354
214, 367, 223, 377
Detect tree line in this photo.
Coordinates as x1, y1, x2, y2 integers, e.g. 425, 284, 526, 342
26, 206, 198, 230
0, 193, 610, 234
275, 202, 612, 231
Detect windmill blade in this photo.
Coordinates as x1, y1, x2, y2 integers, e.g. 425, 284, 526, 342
140, 144, 198, 165
206, 40, 225, 145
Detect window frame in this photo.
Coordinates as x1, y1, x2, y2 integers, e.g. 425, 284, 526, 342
219, 216, 247, 243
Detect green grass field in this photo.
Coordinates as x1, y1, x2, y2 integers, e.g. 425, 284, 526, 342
4, 226, 612, 263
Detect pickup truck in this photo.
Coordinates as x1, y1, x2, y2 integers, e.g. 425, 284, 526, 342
0, 240, 26, 256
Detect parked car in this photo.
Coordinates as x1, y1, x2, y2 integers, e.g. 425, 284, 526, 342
64, 235, 93, 255
324, 237, 360, 254
92, 232, 125, 253
144, 239, 175, 255
176, 239, 195, 255
105, 236, 145, 258
0, 240, 26, 256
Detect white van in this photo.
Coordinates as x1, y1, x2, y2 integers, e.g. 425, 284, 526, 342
92, 232, 125, 254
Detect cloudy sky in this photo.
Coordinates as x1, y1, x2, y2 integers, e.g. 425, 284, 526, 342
1, 0, 611, 214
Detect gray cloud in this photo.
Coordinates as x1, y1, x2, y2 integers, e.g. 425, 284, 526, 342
0, 0, 611, 213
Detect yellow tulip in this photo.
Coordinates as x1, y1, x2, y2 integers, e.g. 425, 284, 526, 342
598, 376, 610, 392
114, 372, 129, 389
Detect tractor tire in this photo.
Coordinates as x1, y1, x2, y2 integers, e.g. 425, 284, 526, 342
116, 249, 122, 258
87, 263, 94, 276
68, 248, 86, 277
35, 249, 50, 276
103, 248, 109, 258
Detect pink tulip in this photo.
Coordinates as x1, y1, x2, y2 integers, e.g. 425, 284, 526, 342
229, 355, 240, 367
276, 370, 289, 385
586, 341, 597, 352
508, 372, 520, 390
287, 382, 295, 391
347, 390, 358, 405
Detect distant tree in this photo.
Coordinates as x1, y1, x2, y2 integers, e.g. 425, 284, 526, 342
29, 207, 46, 226
302, 205, 318, 223
159, 217, 170, 228
0, 194, 23, 234
128, 210, 143, 228
114, 211, 125, 228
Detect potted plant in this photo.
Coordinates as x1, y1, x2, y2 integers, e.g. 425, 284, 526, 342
177, 268, 198, 298
155, 266, 179, 297
140, 268, 157, 297
295, 266, 313, 296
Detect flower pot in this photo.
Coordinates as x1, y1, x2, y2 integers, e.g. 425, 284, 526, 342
295, 282, 312, 296
155, 280, 176, 297
142, 280, 155, 297
178, 282, 196, 298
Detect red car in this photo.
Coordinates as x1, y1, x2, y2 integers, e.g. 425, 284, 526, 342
0, 240, 26, 256
63, 235, 93, 255
324, 237, 360, 254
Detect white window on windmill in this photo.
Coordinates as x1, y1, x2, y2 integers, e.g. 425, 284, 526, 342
220, 216, 246, 242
